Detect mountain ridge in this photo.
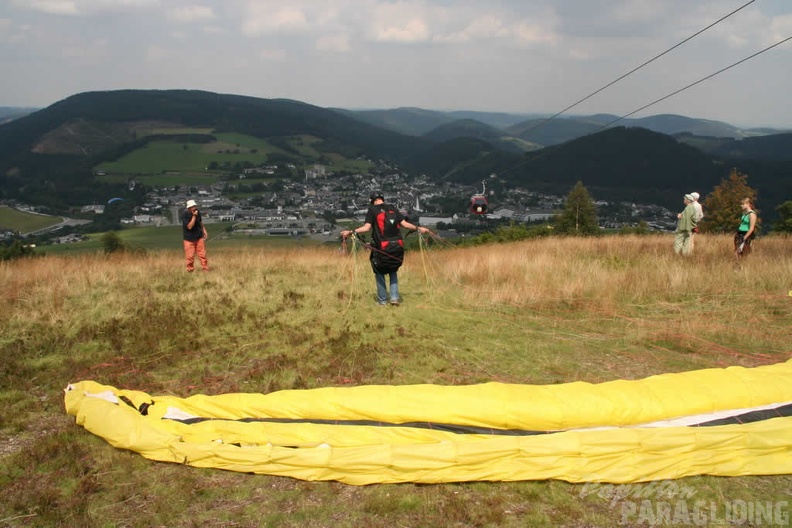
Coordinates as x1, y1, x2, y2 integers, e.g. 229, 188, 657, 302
1, 89, 790, 218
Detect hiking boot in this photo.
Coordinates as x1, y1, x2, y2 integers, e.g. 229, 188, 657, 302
389, 299, 400, 306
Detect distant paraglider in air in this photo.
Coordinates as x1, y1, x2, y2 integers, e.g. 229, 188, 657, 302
107, 197, 124, 205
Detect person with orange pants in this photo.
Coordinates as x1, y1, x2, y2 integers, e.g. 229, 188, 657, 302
182, 199, 209, 272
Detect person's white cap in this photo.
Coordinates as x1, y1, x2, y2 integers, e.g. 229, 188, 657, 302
690, 192, 700, 201
186, 199, 197, 208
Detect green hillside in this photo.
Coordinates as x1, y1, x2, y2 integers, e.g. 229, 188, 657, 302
1, 89, 791, 219
0, 205, 61, 233
332, 106, 456, 136
0, 90, 410, 210
423, 119, 539, 154
503, 127, 722, 205
94, 132, 372, 187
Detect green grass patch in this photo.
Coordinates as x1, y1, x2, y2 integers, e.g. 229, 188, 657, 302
0, 206, 62, 233
93, 132, 372, 184
96, 140, 271, 174
38, 223, 327, 255
3, 235, 791, 527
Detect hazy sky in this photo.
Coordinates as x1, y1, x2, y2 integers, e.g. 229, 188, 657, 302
1, 0, 791, 127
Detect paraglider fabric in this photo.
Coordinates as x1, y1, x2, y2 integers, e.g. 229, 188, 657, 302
64, 360, 792, 485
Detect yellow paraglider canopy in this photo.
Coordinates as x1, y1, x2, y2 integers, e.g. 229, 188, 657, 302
65, 360, 792, 485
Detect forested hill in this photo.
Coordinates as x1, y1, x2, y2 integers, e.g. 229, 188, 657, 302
0, 90, 430, 211
0, 90, 426, 165
0, 89, 790, 216
504, 127, 723, 206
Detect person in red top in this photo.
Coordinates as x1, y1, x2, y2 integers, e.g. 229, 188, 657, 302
341, 192, 428, 305
182, 199, 209, 272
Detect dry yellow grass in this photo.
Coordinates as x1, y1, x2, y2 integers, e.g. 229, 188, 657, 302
1, 233, 791, 527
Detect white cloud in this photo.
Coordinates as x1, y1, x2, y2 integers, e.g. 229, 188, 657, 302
167, 5, 215, 23
1, 0, 791, 127
433, 14, 509, 44
316, 33, 350, 52
145, 44, 172, 63
13, 0, 159, 16
511, 20, 559, 46
242, 4, 310, 36
374, 17, 430, 43
369, 1, 432, 43
60, 38, 108, 59
610, 0, 666, 24
768, 14, 792, 45
21, 1, 79, 16
259, 48, 287, 61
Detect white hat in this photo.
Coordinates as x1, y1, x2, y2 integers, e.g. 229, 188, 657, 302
684, 194, 694, 202
690, 192, 700, 201
186, 199, 197, 208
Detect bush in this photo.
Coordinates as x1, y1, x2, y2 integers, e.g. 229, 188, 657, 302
100, 232, 126, 254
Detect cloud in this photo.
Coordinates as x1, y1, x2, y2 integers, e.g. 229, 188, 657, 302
145, 45, 172, 63
167, 5, 215, 23
259, 48, 287, 61
432, 14, 509, 44
1, 0, 790, 127
610, 0, 666, 24
374, 18, 430, 43
20, 0, 79, 16
369, 1, 432, 43
60, 38, 108, 59
768, 14, 792, 45
511, 20, 559, 46
13, 0, 159, 16
316, 33, 350, 52
242, 4, 310, 36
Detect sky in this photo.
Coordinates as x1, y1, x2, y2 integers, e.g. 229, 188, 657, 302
1, 0, 791, 128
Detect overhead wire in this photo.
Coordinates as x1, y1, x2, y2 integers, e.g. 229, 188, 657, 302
519, 0, 758, 137
596, 35, 792, 130
499, 35, 792, 177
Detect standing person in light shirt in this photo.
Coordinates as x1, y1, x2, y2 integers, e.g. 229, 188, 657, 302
674, 194, 697, 257
689, 191, 704, 252
690, 192, 704, 224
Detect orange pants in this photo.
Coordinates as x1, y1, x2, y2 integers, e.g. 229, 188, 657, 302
183, 238, 208, 271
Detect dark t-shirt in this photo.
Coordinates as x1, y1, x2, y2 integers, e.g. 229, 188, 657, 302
182, 209, 204, 241
365, 203, 404, 245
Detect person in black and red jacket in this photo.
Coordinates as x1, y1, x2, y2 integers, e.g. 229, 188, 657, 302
341, 192, 428, 305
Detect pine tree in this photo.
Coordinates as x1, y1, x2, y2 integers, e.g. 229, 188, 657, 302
699, 168, 758, 233
555, 181, 599, 235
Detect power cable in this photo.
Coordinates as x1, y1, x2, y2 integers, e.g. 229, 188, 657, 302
520, 0, 757, 137
497, 35, 791, 178
597, 35, 792, 130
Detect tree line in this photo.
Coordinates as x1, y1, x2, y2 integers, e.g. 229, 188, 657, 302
552, 168, 792, 236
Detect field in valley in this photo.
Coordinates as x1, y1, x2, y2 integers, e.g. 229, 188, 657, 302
1, 234, 790, 527
0, 206, 62, 235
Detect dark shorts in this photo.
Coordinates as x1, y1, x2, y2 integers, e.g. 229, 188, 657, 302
734, 231, 753, 254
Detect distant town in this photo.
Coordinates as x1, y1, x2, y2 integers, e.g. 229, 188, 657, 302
2, 162, 680, 244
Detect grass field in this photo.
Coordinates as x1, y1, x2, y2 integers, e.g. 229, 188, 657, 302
95, 132, 373, 183
0, 206, 61, 234
39, 223, 327, 256
1, 234, 790, 527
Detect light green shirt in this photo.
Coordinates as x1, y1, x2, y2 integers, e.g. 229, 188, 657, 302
676, 203, 696, 233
